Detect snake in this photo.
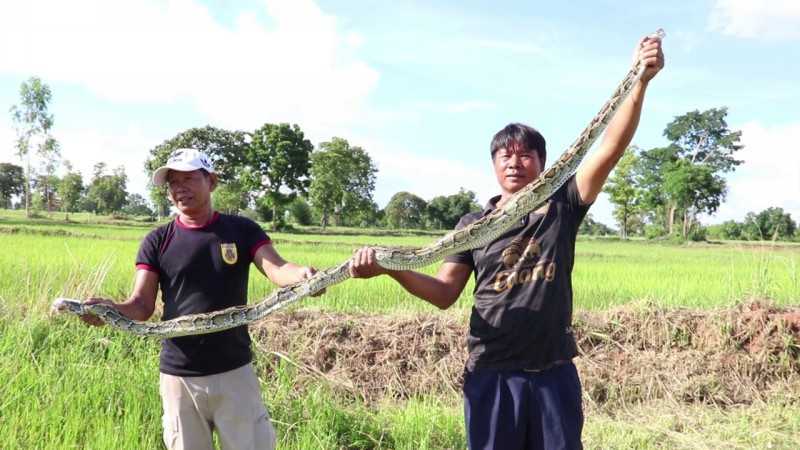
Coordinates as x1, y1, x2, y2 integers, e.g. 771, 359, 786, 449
52, 29, 665, 338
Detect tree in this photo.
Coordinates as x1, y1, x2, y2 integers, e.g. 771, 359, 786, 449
9, 77, 60, 217
426, 188, 480, 229
603, 148, 641, 238
86, 163, 128, 214
578, 213, 615, 236
59, 161, 84, 213
34, 174, 60, 213
308, 137, 377, 228
385, 192, 428, 229
145, 126, 250, 218
717, 220, 742, 240
122, 193, 154, 217
0, 163, 24, 209
212, 179, 249, 215
743, 207, 796, 241
287, 197, 313, 226
246, 123, 314, 231
638, 108, 743, 238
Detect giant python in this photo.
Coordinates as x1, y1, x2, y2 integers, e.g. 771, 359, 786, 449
53, 29, 665, 338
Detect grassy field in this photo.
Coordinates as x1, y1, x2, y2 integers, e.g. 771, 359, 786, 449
1, 211, 798, 448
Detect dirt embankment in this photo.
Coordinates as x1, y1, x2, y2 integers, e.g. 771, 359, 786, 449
251, 301, 800, 407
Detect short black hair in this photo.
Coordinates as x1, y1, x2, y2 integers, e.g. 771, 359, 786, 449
490, 123, 546, 164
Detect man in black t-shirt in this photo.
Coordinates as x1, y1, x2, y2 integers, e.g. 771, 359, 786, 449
81, 148, 321, 450
350, 35, 664, 449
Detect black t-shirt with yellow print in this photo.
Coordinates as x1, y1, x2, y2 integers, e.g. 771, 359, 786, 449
446, 175, 590, 372
136, 212, 271, 377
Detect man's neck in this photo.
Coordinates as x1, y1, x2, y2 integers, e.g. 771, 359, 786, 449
178, 209, 216, 228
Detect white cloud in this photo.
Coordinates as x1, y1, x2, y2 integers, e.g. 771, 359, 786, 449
709, 121, 800, 223
708, 0, 800, 41
0, 121, 155, 200
345, 135, 498, 207
57, 124, 158, 196
0, 0, 379, 131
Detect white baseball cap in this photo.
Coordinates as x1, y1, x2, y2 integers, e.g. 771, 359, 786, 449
152, 148, 214, 186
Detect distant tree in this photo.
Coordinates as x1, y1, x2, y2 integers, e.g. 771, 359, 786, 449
0, 163, 25, 209
212, 179, 249, 215
603, 148, 641, 238
122, 193, 154, 217
33, 174, 60, 213
578, 214, 615, 236
59, 161, 84, 213
246, 123, 313, 231
287, 197, 313, 226
638, 108, 743, 238
426, 188, 480, 229
743, 207, 796, 241
385, 192, 428, 229
9, 77, 60, 216
718, 220, 742, 240
145, 126, 249, 218
86, 163, 128, 214
308, 137, 377, 228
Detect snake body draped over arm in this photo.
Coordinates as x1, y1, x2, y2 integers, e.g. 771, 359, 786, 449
52, 29, 666, 338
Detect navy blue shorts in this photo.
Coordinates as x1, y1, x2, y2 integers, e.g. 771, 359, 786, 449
463, 362, 583, 450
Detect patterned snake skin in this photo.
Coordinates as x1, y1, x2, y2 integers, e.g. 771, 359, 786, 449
53, 29, 665, 338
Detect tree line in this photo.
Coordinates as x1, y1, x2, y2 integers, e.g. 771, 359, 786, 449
3, 76, 797, 240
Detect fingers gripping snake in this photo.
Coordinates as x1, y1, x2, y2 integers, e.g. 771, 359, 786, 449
53, 29, 665, 338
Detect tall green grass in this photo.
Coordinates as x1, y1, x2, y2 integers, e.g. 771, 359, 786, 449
2, 219, 799, 448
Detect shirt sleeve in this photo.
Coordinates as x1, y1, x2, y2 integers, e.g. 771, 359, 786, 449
444, 214, 476, 268
241, 217, 271, 260
136, 228, 163, 274
565, 175, 591, 226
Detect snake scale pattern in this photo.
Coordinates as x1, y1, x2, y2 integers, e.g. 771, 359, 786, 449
53, 29, 665, 338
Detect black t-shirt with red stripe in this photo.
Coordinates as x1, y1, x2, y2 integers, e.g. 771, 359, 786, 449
446, 176, 590, 372
136, 212, 271, 376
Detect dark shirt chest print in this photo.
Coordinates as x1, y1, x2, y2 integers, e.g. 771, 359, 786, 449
493, 235, 556, 293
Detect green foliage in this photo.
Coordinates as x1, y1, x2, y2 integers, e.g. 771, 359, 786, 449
33, 173, 60, 214
426, 188, 481, 230
144, 126, 250, 217
385, 192, 428, 229
213, 178, 249, 215
58, 162, 84, 213
308, 137, 377, 228
0, 162, 25, 209
287, 197, 313, 226
121, 193, 154, 217
9, 76, 58, 216
86, 163, 128, 214
636, 107, 743, 238
603, 148, 641, 237
743, 207, 797, 240
246, 123, 314, 231
578, 214, 616, 236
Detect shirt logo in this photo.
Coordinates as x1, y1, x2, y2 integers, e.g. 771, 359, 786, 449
494, 236, 556, 292
221, 243, 238, 265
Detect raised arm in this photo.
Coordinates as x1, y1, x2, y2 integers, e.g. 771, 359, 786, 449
349, 247, 472, 310
576, 33, 665, 204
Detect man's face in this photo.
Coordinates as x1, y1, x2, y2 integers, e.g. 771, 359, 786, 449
493, 146, 543, 197
166, 169, 216, 215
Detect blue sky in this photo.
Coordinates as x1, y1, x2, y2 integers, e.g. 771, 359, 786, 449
1, 0, 798, 226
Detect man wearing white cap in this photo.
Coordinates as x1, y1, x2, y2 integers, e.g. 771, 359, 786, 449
81, 148, 320, 449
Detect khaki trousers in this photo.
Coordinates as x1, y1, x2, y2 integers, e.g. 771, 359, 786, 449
159, 363, 277, 450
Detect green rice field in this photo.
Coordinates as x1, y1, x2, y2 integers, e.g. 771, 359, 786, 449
1, 211, 798, 448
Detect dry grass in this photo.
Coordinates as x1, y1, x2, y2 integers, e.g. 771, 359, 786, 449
251, 300, 800, 410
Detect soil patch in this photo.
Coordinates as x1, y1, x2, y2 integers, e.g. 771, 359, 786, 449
251, 300, 800, 407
